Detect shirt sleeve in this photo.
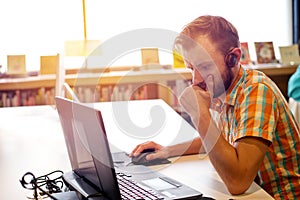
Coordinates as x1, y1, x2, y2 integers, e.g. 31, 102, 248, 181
235, 83, 278, 142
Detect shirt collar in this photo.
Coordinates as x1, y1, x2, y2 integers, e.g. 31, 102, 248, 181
223, 65, 245, 106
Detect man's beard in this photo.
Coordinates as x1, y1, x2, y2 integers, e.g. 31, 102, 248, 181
213, 68, 234, 98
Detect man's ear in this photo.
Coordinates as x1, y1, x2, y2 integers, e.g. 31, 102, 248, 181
225, 47, 242, 68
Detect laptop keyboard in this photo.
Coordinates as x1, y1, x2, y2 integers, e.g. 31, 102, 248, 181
117, 172, 164, 200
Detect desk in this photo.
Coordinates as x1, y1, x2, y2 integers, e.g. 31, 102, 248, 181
0, 106, 71, 199
0, 103, 273, 199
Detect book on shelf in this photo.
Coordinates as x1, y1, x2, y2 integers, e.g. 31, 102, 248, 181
279, 44, 300, 65
254, 41, 276, 64
173, 50, 186, 68
7, 55, 27, 76
64, 40, 101, 56
240, 42, 251, 64
40, 54, 59, 75
0, 87, 55, 107
141, 48, 160, 65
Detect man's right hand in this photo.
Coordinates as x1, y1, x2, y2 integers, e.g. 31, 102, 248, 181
129, 141, 170, 161
179, 75, 214, 128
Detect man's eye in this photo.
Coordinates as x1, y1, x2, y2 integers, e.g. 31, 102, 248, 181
196, 64, 202, 69
196, 64, 209, 71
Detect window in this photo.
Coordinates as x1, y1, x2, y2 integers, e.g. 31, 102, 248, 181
0, 0, 293, 72
0, 0, 83, 72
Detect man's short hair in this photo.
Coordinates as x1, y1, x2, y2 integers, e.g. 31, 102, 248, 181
180, 15, 240, 56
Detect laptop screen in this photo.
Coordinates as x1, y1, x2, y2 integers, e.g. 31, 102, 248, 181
56, 96, 121, 199
56, 97, 101, 190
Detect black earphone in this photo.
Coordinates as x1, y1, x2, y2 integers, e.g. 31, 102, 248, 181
225, 51, 237, 68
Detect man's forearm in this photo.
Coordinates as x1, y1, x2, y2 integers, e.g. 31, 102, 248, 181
194, 112, 265, 195
167, 137, 204, 157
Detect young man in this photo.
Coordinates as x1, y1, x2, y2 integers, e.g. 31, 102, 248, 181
130, 15, 300, 199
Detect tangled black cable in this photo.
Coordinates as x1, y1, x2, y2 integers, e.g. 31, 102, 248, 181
20, 170, 64, 200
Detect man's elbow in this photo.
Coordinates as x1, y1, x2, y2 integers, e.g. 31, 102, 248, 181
225, 177, 252, 195
227, 186, 249, 195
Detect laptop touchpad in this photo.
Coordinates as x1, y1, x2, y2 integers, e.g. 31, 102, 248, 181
142, 178, 177, 190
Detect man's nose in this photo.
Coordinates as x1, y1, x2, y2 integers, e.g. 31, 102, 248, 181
192, 70, 204, 85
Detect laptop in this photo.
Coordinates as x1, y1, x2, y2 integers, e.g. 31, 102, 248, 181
55, 96, 202, 200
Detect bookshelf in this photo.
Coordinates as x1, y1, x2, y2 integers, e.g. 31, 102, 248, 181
0, 68, 192, 108
0, 64, 297, 108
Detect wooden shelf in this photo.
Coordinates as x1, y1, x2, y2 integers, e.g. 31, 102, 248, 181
0, 74, 56, 90
246, 64, 298, 76
0, 68, 192, 91
0, 64, 297, 107
65, 68, 192, 86
1, 65, 297, 91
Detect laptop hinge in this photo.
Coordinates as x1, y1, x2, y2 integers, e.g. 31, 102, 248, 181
62, 171, 103, 199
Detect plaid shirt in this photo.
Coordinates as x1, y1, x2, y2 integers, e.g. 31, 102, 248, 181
216, 66, 300, 199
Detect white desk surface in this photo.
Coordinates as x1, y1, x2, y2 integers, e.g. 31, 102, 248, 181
0, 100, 274, 199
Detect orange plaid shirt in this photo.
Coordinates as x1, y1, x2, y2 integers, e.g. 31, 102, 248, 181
217, 66, 300, 199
